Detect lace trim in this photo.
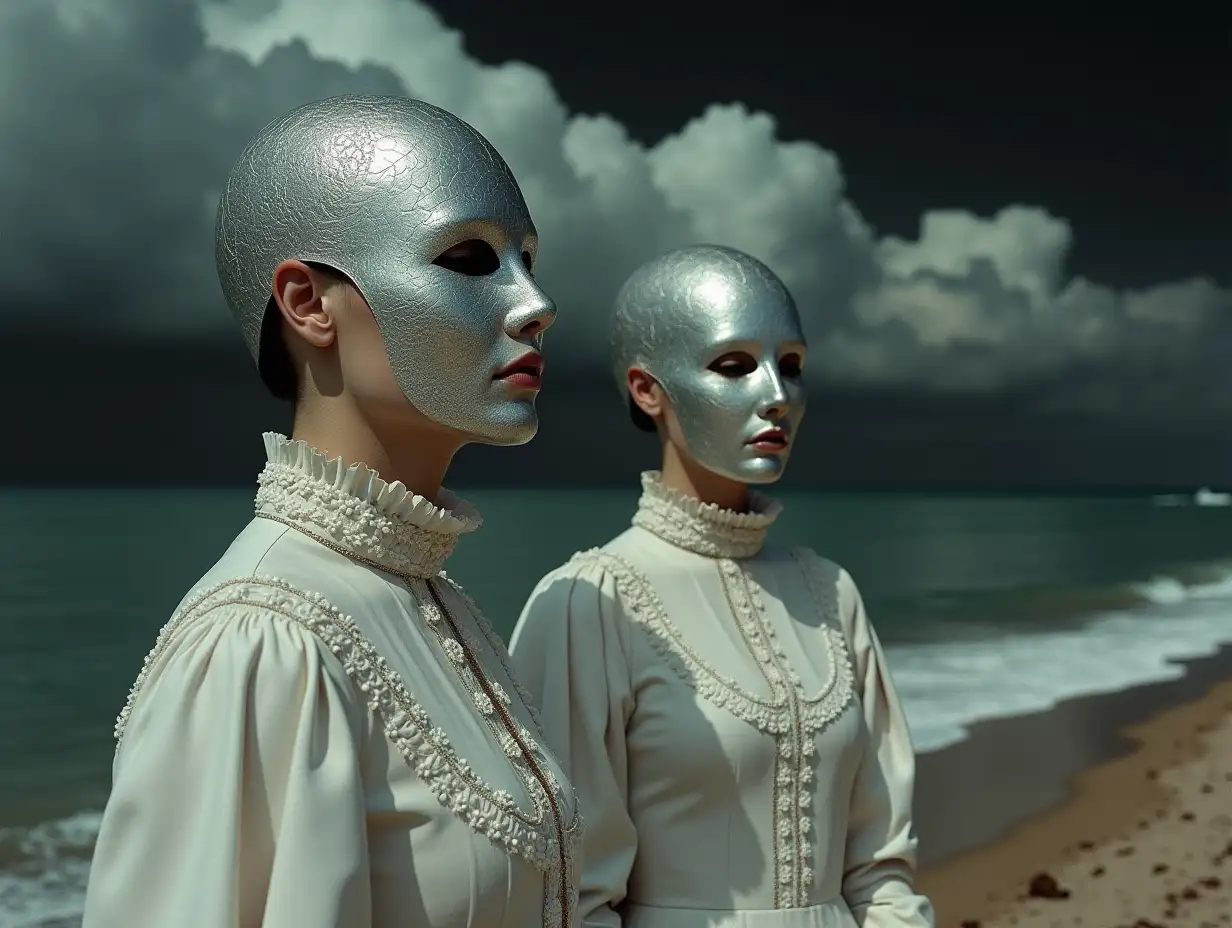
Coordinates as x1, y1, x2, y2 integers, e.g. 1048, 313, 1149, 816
414, 578, 581, 928
439, 576, 546, 733
263, 432, 482, 533
570, 547, 855, 907
632, 470, 782, 559
113, 576, 579, 885
413, 580, 571, 806
255, 463, 460, 578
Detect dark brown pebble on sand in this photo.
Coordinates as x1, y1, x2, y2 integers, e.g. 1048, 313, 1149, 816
1027, 872, 1071, 899
1147, 769, 1159, 780
959, 921, 979, 928
1131, 921, 1165, 928
1202, 782, 1214, 793
1200, 876, 1222, 888
1077, 840, 1095, 850
1215, 840, 1232, 864
1181, 811, 1196, 821
1115, 846, 1136, 857
1153, 863, 1170, 874
1091, 865, 1105, 877
1182, 886, 1200, 900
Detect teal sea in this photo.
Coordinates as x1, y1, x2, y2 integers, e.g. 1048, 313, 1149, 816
3, 486, 1232, 926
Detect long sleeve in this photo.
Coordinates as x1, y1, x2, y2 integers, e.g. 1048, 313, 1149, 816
82, 605, 372, 928
838, 569, 936, 928
509, 562, 637, 928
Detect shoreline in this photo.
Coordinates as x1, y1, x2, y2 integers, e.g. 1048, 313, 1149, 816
914, 644, 1232, 926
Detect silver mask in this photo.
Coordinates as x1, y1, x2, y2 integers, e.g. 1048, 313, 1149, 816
610, 245, 807, 484
215, 95, 555, 445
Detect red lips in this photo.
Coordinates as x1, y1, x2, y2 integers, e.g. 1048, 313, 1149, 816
494, 352, 544, 390
747, 428, 789, 451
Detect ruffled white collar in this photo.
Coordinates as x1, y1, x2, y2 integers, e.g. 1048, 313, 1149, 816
631, 470, 781, 559
254, 432, 481, 579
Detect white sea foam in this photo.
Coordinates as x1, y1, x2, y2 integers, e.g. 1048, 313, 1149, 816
0, 810, 99, 927
893, 568, 1232, 752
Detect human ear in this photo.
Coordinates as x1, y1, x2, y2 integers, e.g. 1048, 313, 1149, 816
628, 367, 666, 422
271, 259, 337, 350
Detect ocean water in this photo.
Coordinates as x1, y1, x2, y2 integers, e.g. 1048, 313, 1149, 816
3, 486, 1232, 926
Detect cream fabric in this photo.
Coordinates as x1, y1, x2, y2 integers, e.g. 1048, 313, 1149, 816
82, 433, 582, 928
511, 473, 933, 928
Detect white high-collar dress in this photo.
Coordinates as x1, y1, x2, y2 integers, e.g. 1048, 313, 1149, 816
509, 473, 933, 928
82, 434, 583, 928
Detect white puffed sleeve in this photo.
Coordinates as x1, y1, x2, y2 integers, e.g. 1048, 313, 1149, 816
838, 569, 936, 928
510, 560, 638, 928
82, 604, 372, 928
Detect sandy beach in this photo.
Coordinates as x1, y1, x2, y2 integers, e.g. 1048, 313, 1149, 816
915, 646, 1232, 928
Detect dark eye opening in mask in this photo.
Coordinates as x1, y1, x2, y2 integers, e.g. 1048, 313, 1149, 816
779, 353, 803, 378
521, 250, 534, 274
708, 352, 758, 378
433, 239, 500, 276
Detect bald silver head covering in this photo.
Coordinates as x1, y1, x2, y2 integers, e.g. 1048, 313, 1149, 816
610, 245, 807, 484
216, 94, 554, 445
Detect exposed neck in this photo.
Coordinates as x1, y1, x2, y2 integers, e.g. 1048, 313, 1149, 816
658, 438, 750, 513
290, 394, 460, 504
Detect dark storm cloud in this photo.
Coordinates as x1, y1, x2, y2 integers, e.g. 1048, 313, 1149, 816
0, 0, 406, 336
1, 0, 1228, 420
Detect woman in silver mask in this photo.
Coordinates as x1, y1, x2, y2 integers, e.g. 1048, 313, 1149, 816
510, 245, 933, 928
82, 96, 582, 928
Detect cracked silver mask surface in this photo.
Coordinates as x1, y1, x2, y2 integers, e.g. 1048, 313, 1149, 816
215, 94, 554, 445
610, 245, 807, 484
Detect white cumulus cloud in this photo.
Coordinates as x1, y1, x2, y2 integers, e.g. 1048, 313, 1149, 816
1, 0, 1226, 400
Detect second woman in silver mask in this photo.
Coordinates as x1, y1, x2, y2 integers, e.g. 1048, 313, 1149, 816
608, 244, 807, 494
511, 245, 934, 928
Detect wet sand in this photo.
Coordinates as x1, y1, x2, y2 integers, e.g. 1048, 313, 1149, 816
914, 645, 1232, 928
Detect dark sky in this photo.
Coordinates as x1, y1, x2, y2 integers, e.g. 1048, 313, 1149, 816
430, 3, 1229, 287
3, 1, 1229, 488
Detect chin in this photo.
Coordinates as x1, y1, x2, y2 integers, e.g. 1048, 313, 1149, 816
736, 456, 789, 485
469, 401, 540, 447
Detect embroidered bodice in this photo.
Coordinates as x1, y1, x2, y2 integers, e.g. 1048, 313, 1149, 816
511, 472, 933, 928
87, 433, 582, 928
602, 472, 854, 908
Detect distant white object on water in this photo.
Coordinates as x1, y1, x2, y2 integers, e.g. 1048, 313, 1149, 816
1152, 494, 1188, 507
1194, 487, 1231, 507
